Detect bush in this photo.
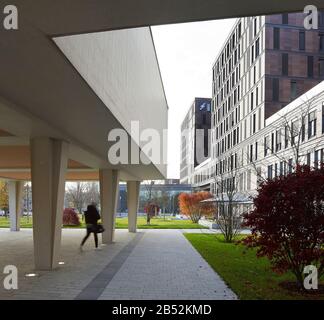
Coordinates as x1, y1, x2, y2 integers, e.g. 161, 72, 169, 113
144, 203, 160, 224
242, 165, 324, 289
63, 208, 81, 226
178, 191, 214, 223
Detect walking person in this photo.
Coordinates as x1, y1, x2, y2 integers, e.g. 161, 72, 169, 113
80, 204, 101, 251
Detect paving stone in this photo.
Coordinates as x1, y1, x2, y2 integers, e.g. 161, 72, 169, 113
0, 228, 237, 300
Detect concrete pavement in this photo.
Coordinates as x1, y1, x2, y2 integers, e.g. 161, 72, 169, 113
0, 228, 237, 300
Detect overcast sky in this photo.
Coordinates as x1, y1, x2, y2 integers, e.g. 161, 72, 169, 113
152, 19, 236, 179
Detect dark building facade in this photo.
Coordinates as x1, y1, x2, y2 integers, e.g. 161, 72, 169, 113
180, 97, 211, 184
264, 12, 324, 118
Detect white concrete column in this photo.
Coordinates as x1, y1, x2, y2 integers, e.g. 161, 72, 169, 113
99, 169, 120, 244
31, 137, 69, 270
127, 181, 140, 233
8, 180, 24, 231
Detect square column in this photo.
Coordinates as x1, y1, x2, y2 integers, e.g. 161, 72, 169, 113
99, 169, 120, 244
127, 181, 140, 233
31, 137, 68, 270
8, 180, 24, 231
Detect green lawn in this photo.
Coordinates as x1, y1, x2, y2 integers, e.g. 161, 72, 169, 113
185, 233, 324, 300
0, 216, 206, 229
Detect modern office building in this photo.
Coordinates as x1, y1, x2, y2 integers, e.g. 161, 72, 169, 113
214, 81, 324, 196
189, 12, 324, 194
180, 98, 211, 184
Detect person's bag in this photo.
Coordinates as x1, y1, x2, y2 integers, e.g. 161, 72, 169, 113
96, 224, 105, 233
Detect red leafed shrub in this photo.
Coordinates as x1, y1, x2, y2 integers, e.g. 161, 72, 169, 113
144, 203, 160, 216
143, 203, 160, 225
242, 165, 324, 288
179, 191, 214, 223
63, 208, 81, 226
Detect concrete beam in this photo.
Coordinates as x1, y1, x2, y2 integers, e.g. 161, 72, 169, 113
0, 137, 29, 146
16, 0, 324, 36
127, 181, 141, 233
8, 180, 24, 231
31, 137, 69, 270
99, 169, 120, 244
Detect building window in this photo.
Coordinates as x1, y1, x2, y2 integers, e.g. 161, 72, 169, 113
247, 170, 251, 190
276, 129, 282, 151
280, 161, 284, 176
264, 135, 269, 156
251, 92, 254, 110
255, 38, 260, 57
256, 87, 259, 106
290, 81, 297, 100
253, 113, 256, 134
308, 111, 317, 138
320, 33, 324, 52
307, 152, 311, 166
320, 12, 324, 27
288, 158, 293, 173
308, 56, 314, 78
322, 103, 324, 134
291, 120, 299, 145
254, 18, 257, 37
282, 13, 288, 24
282, 53, 288, 76
250, 144, 253, 162
267, 165, 273, 179
285, 125, 289, 148
273, 28, 280, 49
273, 78, 279, 101
202, 113, 206, 124
255, 141, 258, 160
298, 31, 305, 51
271, 132, 275, 153
254, 66, 256, 84
301, 116, 306, 142
319, 58, 324, 77
315, 150, 320, 169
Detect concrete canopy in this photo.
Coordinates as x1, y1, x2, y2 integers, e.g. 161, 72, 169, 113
0, 1, 323, 182
8, 1, 324, 36
0, 3, 170, 181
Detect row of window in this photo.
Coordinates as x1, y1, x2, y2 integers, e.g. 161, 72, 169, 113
267, 148, 324, 179
271, 78, 314, 103
215, 22, 242, 74
215, 33, 261, 107
213, 98, 262, 158
273, 27, 324, 53
263, 110, 319, 158
280, 12, 324, 27
208, 105, 324, 182
280, 53, 324, 79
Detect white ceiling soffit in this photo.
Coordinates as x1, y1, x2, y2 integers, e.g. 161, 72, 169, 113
54, 27, 168, 176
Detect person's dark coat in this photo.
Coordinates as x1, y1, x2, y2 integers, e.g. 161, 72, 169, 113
84, 205, 100, 225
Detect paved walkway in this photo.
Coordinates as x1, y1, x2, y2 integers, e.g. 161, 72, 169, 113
0, 228, 237, 300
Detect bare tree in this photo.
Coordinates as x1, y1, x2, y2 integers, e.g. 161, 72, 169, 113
66, 182, 88, 217
157, 189, 170, 219
142, 180, 156, 224
213, 156, 243, 243
84, 182, 100, 206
